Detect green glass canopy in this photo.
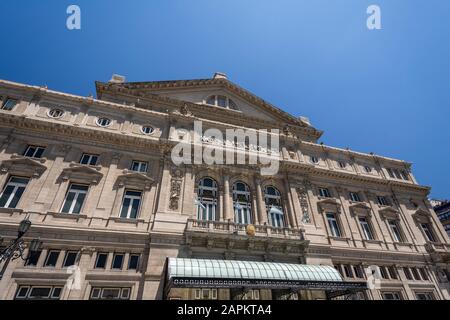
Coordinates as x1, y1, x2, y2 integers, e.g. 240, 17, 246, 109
168, 258, 343, 282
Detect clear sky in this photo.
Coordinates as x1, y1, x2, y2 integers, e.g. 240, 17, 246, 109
0, 1, 449, 199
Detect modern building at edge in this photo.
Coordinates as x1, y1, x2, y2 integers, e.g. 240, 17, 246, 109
0, 73, 449, 300
432, 200, 450, 238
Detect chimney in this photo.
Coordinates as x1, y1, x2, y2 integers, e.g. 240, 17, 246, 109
109, 74, 126, 83
213, 72, 228, 80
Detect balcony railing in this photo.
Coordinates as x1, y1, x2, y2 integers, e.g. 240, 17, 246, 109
187, 218, 305, 240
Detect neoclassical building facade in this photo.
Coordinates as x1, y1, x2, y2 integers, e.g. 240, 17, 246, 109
0, 73, 448, 300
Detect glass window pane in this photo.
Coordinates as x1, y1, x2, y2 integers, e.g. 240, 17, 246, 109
112, 254, 124, 269
130, 199, 140, 219
0, 185, 15, 207
95, 253, 108, 268
9, 186, 25, 208
61, 192, 75, 213
128, 255, 139, 270
72, 193, 86, 214
64, 252, 78, 267
120, 198, 131, 218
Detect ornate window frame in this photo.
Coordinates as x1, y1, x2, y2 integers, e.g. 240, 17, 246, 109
111, 173, 154, 221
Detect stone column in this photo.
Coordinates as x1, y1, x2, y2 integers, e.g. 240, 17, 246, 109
254, 177, 267, 225
283, 177, 296, 228
223, 174, 232, 221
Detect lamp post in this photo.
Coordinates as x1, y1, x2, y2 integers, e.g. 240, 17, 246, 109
0, 218, 42, 280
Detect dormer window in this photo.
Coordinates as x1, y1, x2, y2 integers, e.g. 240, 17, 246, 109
205, 95, 238, 110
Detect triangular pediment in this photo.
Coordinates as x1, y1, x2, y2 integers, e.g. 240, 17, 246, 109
116, 172, 154, 190
0, 157, 47, 177
95, 75, 323, 141
61, 164, 103, 184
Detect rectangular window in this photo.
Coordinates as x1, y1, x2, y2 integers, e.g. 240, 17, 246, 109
415, 292, 434, 300
419, 268, 429, 281
131, 161, 148, 173
388, 266, 398, 280
334, 265, 343, 277
120, 190, 142, 219
243, 289, 260, 300
128, 254, 140, 270
194, 288, 218, 300
353, 265, 364, 278
0, 176, 29, 209
349, 192, 361, 202
393, 169, 402, 179
23, 145, 45, 158
377, 196, 389, 206
90, 287, 131, 300
382, 292, 402, 300
63, 251, 78, 267
95, 253, 108, 269
112, 253, 124, 269
1, 98, 18, 111
359, 216, 375, 240
400, 170, 409, 181
15, 286, 63, 300
388, 220, 403, 242
80, 153, 98, 166
379, 266, 389, 279
319, 188, 331, 198
343, 265, 353, 278
326, 213, 342, 237
61, 184, 88, 214
411, 267, 421, 281
421, 223, 436, 242
44, 250, 60, 267
386, 168, 395, 178
25, 250, 42, 267
403, 267, 413, 280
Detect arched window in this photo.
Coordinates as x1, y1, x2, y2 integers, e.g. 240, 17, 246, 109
264, 186, 284, 228
232, 181, 252, 225
196, 177, 218, 221
205, 95, 239, 110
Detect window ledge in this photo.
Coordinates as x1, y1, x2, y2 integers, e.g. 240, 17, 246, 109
11, 154, 47, 164
363, 239, 383, 244
109, 217, 145, 224
0, 207, 24, 214
328, 236, 351, 241
69, 162, 101, 171
47, 211, 88, 220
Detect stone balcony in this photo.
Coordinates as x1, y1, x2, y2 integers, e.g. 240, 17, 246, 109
425, 242, 450, 263
185, 219, 309, 255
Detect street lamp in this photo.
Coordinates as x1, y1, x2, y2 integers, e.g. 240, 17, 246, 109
0, 218, 42, 280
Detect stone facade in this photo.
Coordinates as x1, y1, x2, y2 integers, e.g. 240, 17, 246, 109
0, 73, 449, 300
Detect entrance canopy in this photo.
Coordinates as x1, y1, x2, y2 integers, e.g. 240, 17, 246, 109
166, 258, 367, 293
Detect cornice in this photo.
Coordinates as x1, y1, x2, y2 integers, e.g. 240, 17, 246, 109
97, 78, 313, 128
96, 81, 323, 140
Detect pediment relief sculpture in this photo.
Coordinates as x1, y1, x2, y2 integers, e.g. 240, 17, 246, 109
378, 206, 400, 220
60, 165, 104, 185
349, 203, 372, 217
412, 208, 432, 223
116, 172, 154, 190
317, 198, 341, 213
0, 157, 47, 178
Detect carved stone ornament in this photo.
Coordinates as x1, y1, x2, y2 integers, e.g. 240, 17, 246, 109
169, 166, 184, 210
0, 157, 47, 178
116, 172, 154, 190
60, 165, 103, 185
296, 187, 311, 223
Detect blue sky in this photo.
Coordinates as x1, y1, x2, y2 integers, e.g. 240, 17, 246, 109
0, 1, 449, 199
